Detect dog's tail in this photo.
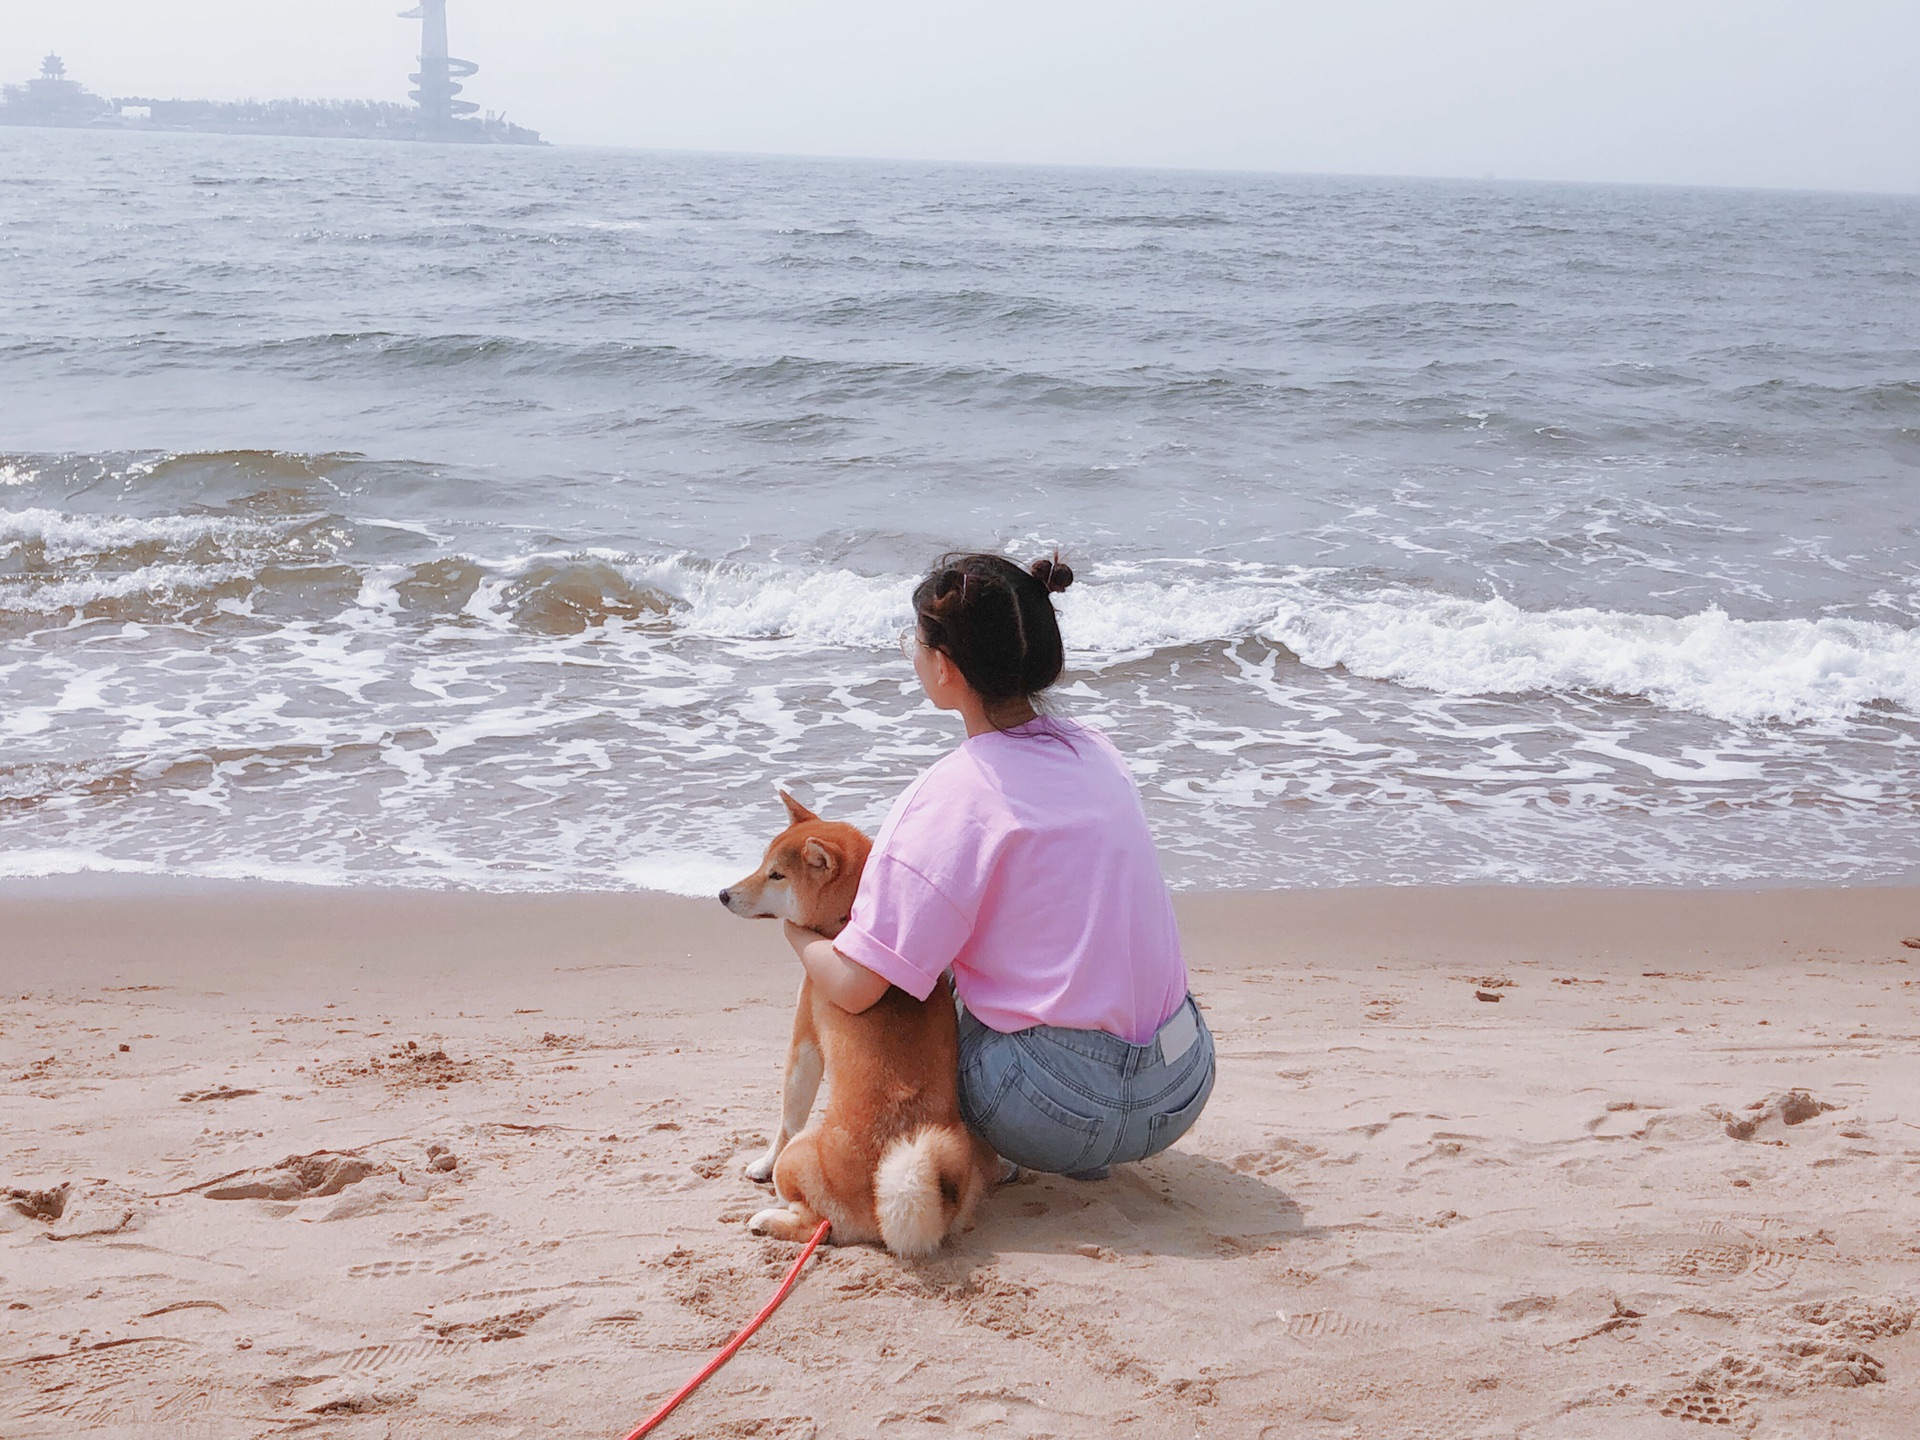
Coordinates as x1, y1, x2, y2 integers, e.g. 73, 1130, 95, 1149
874, 1125, 981, 1258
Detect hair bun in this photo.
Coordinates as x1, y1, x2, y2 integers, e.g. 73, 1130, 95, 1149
1030, 554, 1074, 594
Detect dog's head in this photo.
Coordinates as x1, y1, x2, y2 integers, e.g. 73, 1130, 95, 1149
719, 790, 871, 938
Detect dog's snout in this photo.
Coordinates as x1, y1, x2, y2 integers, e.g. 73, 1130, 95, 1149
717, 888, 732, 907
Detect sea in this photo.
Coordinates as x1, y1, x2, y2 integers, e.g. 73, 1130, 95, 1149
3, 128, 1917, 894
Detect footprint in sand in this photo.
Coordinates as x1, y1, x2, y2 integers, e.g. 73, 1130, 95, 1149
4, 1179, 139, 1238
429, 1304, 557, 1342
1230, 1138, 1325, 1176
1689, 1337, 1887, 1395
1562, 1233, 1790, 1285
1583, 1099, 1676, 1139
201, 1151, 385, 1201
299, 1383, 419, 1417
1641, 1294, 1911, 1431
1656, 1388, 1752, 1426
1716, 1089, 1839, 1142
587, 1311, 647, 1336
1, 1338, 196, 1428
1786, 1297, 1916, 1342
1282, 1309, 1388, 1342
348, 1258, 438, 1279
1494, 1295, 1559, 1321
5, 1183, 69, 1221
327, 1337, 473, 1375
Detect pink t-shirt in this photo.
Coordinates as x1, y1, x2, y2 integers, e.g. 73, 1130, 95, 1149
835, 718, 1187, 1045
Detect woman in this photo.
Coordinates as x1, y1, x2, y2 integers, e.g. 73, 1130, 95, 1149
783, 551, 1214, 1180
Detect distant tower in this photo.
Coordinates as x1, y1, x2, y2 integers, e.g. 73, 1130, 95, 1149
399, 1, 479, 135
41, 54, 66, 81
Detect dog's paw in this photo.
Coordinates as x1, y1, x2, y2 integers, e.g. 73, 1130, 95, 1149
743, 1151, 777, 1184
747, 1206, 790, 1236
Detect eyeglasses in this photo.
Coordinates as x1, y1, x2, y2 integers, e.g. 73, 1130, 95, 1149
897, 626, 922, 659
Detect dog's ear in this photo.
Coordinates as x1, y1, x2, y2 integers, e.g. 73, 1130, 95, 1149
777, 788, 819, 826
801, 837, 841, 879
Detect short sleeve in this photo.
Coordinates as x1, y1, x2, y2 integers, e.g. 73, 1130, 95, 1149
834, 853, 972, 1001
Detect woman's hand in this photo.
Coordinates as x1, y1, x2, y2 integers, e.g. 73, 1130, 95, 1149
783, 921, 889, 1014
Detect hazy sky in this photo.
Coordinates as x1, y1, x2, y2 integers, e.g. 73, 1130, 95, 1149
4, 1, 1916, 192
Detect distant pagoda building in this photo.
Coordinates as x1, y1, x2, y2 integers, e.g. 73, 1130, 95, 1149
0, 54, 112, 126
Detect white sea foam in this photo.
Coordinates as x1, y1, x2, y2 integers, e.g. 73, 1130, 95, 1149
0, 849, 171, 881
1, 562, 255, 613
0, 507, 268, 558
640, 556, 911, 647
1056, 575, 1296, 660
631, 555, 1291, 656
614, 852, 744, 898
627, 558, 1919, 727
1269, 594, 1920, 726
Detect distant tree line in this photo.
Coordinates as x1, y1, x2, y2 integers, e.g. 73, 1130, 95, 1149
2, 76, 543, 144
117, 97, 420, 137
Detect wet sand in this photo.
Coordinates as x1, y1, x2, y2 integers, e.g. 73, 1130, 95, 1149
3, 882, 1918, 1438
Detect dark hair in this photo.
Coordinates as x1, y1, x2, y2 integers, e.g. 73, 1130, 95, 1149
912, 552, 1075, 717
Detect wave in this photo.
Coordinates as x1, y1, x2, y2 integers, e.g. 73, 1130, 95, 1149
0, 562, 262, 622
807, 290, 1087, 332
1730, 377, 1920, 417
14, 331, 1315, 418
4, 489, 1915, 725
472, 555, 676, 634
0, 506, 271, 559
0, 499, 320, 624
0, 449, 389, 508
639, 556, 908, 647
1266, 594, 1920, 727
595, 559, 1920, 727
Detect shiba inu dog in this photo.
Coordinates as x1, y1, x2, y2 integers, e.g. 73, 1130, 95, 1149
718, 790, 994, 1256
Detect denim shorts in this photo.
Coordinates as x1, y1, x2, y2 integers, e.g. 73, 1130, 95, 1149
956, 995, 1215, 1175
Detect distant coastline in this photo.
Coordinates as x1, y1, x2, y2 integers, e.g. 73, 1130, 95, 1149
1, 22, 542, 146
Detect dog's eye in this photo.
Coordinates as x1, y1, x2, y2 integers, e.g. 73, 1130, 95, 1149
766, 870, 784, 881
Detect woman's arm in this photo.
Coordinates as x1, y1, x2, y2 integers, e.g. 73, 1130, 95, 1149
784, 922, 890, 1014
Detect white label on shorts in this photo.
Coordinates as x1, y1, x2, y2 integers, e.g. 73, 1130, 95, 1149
1157, 1004, 1198, 1065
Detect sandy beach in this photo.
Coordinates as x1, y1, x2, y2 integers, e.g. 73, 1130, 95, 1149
4, 882, 1918, 1438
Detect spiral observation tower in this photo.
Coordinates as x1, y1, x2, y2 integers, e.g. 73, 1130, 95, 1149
400, 0, 481, 136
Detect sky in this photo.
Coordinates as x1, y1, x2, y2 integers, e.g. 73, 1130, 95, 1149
2, 1, 1917, 193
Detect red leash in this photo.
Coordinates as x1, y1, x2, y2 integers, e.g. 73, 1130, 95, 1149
621, 1219, 833, 1440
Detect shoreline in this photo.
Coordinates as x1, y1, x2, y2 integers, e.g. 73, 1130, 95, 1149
5, 880, 1917, 1435
4, 877, 1916, 979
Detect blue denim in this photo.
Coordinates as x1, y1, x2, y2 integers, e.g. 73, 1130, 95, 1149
956, 996, 1215, 1176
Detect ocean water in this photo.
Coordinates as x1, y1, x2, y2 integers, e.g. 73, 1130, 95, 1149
2, 128, 1917, 893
